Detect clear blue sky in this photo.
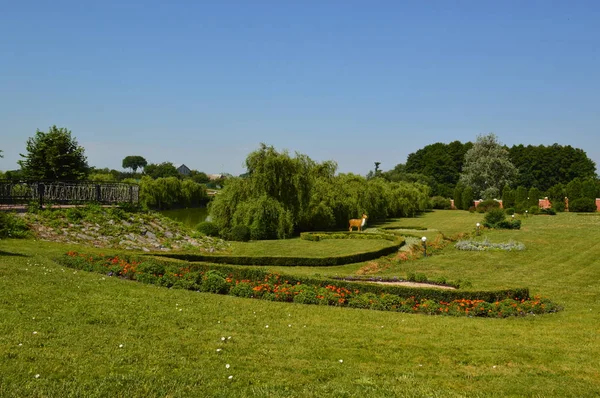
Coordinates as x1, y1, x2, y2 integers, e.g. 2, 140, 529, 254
1, 0, 599, 176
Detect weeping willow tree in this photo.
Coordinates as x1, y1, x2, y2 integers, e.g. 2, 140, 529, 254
209, 143, 430, 240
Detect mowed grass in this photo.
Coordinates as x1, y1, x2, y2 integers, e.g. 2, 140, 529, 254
1, 210, 599, 397
227, 238, 395, 257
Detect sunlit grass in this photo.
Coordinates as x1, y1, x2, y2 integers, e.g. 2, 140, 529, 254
1, 210, 599, 397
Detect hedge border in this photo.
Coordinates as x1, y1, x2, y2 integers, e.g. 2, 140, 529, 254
142, 255, 530, 302
150, 237, 404, 266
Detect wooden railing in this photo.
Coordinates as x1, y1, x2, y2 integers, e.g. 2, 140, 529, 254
0, 180, 139, 207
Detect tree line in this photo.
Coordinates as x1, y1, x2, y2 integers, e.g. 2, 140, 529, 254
381, 136, 598, 198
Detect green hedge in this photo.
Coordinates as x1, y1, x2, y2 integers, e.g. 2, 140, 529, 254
299, 231, 400, 242
150, 238, 404, 266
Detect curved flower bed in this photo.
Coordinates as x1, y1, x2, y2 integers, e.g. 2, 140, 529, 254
58, 251, 561, 318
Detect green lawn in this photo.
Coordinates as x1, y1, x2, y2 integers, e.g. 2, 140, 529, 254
1, 210, 599, 397
228, 237, 395, 257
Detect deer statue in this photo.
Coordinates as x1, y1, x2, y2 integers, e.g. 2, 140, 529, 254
349, 213, 368, 232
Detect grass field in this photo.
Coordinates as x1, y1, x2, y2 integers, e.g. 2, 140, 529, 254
1, 210, 599, 397
227, 238, 395, 257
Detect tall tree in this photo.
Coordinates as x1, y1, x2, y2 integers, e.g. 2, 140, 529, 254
122, 156, 148, 173
144, 162, 180, 179
459, 133, 518, 199
18, 126, 89, 181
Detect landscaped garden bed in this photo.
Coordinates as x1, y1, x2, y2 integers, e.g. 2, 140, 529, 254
57, 251, 561, 317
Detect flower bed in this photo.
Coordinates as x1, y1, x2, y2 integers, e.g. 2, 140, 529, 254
57, 251, 562, 317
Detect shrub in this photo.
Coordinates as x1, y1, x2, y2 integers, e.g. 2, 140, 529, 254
528, 205, 540, 215
569, 198, 597, 212
483, 208, 506, 226
505, 207, 515, 215
201, 270, 229, 293
495, 219, 521, 229
540, 208, 556, 215
230, 225, 251, 242
476, 199, 501, 213
455, 238, 525, 251
0, 212, 30, 239
430, 196, 452, 210
196, 221, 220, 237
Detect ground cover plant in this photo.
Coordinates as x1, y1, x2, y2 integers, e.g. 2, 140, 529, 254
1, 210, 600, 397
455, 238, 526, 251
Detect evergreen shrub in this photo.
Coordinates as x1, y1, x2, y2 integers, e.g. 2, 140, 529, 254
196, 221, 220, 237
569, 198, 597, 212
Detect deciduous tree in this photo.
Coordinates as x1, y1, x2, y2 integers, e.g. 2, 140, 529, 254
18, 126, 89, 181
122, 156, 148, 173
459, 133, 518, 199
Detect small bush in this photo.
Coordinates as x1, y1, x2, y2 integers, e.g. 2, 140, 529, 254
201, 270, 229, 293
528, 206, 540, 215
494, 219, 521, 229
540, 208, 556, 215
483, 208, 506, 225
196, 221, 220, 237
569, 198, 597, 213
430, 196, 452, 210
230, 225, 251, 242
505, 207, 515, 215
476, 199, 501, 213
0, 212, 30, 239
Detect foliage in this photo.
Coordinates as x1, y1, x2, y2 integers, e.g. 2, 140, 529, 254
461, 186, 474, 210
58, 251, 548, 317
229, 225, 251, 242
509, 143, 597, 191
18, 125, 89, 181
455, 238, 525, 251
0, 212, 30, 238
483, 208, 506, 226
540, 207, 557, 215
453, 185, 464, 210
122, 155, 148, 172
475, 199, 501, 213
196, 221, 219, 237
501, 185, 515, 208
190, 170, 210, 183
401, 141, 473, 197
138, 176, 207, 209
459, 133, 518, 199
209, 144, 430, 239
568, 198, 597, 212
144, 162, 180, 179
430, 196, 452, 209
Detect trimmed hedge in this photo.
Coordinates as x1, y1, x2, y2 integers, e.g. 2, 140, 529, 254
299, 231, 400, 242
150, 238, 404, 267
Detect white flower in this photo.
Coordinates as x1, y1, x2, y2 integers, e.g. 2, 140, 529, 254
119, 344, 124, 348
225, 364, 230, 369
265, 325, 269, 328
216, 348, 222, 352
492, 365, 497, 369
227, 336, 232, 340
339, 359, 343, 363
32, 331, 38, 335
228, 375, 233, 380
34, 374, 40, 379
288, 324, 292, 327
18, 343, 23, 346
179, 309, 182, 312
221, 337, 226, 341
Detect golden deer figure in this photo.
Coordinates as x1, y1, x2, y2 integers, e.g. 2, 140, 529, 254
349, 213, 368, 232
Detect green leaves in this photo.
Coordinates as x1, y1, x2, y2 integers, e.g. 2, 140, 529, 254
18, 126, 89, 181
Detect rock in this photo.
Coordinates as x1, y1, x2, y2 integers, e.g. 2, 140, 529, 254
146, 231, 156, 240
142, 247, 150, 252
165, 231, 173, 239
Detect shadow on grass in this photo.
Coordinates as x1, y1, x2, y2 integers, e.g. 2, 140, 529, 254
0, 250, 28, 257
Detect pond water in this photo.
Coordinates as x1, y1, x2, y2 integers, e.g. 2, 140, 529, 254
160, 207, 209, 228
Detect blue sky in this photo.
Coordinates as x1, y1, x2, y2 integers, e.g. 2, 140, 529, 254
1, 0, 599, 176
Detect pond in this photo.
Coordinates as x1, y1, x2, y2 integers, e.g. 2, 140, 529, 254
160, 207, 209, 228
